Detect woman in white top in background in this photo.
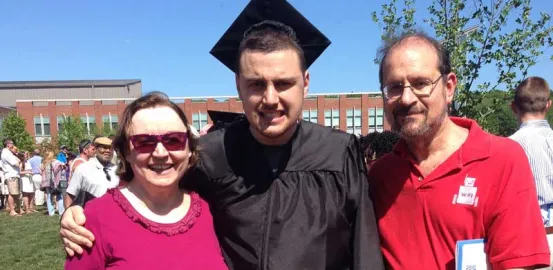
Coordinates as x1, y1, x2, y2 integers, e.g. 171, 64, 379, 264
20, 151, 37, 213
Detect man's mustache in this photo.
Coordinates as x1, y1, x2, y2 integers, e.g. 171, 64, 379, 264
393, 105, 426, 116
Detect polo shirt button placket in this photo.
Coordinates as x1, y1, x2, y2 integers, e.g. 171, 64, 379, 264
418, 176, 423, 182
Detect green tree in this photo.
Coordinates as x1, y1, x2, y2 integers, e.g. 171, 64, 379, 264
0, 111, 35, 152
483, 90, 553, 136
372, 0, 553, 130
57, 116, 88, 152
38, 137, 59, 154
477, 90, 518, 136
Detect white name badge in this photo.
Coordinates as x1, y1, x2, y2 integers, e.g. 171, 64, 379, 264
456, 186, 477, 205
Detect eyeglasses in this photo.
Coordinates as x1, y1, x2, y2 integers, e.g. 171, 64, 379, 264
382, 75, 444, 100
129, 132, 188, 154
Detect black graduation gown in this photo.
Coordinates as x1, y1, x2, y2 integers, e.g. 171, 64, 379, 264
189, 120, 383, 270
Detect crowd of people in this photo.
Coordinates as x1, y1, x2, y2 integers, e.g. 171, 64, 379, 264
0, 141, 65, 216
3, 1, 552, 269
0, 136, 121, 217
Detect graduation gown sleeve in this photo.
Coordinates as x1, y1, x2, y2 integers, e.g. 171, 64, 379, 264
344, 136, 384, 269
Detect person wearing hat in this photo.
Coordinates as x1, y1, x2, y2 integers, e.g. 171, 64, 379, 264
60, 1, 383, 269
64, 137, 119, 208
57, 145, 68, 163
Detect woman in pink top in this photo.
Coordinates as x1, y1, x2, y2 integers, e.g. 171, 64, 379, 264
65, 92, 228, 270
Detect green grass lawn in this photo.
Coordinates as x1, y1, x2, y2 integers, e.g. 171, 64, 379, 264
0, 206, 65, 270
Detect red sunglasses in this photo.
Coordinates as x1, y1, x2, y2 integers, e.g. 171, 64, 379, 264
129, 132, 188, 153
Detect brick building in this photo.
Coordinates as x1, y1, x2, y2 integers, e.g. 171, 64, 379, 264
16, 91, 389, 143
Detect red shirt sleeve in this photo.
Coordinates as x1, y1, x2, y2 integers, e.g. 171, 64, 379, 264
65, 205, 107, 269
485, 143, 550, 269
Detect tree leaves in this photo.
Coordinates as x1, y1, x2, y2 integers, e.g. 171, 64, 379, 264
0, 112, 35, 152
56, 116, 88, 153
372, 0, 553, 133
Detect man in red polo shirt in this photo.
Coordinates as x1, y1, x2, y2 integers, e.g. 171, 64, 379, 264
369, 31, 550, 269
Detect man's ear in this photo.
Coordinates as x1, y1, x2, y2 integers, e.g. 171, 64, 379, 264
303, 70, 310, 98
445, 72, 457, 104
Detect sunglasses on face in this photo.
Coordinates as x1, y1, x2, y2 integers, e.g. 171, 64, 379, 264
129, 132, 188, 154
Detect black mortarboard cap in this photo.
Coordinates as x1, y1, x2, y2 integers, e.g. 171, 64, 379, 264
207, 110, 245, 125
210, 0, 331, 73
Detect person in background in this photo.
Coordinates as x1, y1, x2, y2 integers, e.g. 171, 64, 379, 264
64, 137, 119, 208
69, 140, 95, 181
1, 139, 22, 216
66, 152, 76, 178
509, 76, 553, 226
361, 131, 400, 170
20, 151, 36, 213
40, 150, 67, 216
28, 149, 44, 206
369, 31, 549, 269
108, 135, 119, 166
371, 131, 400, 160
0, 167, 5, 211
57, 145, 68, 163
360, 132, 378, 169
65, 92, 228, 269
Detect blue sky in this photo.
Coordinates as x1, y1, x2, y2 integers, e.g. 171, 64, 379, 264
0, 0, 551, 98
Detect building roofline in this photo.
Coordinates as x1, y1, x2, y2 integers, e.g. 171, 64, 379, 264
0, 79, 141, 89
15, 91, 382, 103
0, 105, 16, 110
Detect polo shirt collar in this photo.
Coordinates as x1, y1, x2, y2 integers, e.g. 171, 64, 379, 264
520, 119, 550, 129
392, 117, 491, 167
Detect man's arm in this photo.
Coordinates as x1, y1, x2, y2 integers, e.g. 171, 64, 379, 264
345, 136, 384, 270
60, 166, 95, 256
3, 150, 20, 167
65, 166, 83, 206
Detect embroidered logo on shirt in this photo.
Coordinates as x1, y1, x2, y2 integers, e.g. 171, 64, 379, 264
452, 175, 479, 206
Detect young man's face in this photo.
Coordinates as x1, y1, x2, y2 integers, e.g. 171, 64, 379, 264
236, 49, 309, 145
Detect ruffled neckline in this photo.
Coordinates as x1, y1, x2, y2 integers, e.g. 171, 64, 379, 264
110, 188, 202, 236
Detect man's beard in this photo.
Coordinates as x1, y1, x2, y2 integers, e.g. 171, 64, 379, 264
392, 104, 447, 140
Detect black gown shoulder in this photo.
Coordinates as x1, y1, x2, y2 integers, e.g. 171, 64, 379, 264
188, 120, 383, 270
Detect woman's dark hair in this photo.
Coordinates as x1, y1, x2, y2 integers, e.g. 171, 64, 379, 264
113, 91, 199, 182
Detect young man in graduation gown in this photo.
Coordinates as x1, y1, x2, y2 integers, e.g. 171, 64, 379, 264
59, 1, 384, 269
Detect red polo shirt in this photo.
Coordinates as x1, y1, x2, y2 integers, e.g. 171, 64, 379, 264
369, 117, 550, 269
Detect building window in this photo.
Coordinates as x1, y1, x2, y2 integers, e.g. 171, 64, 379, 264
369, 108, 384, 132
57, 116, 66, 133
346, 109, 362, 135
34, 115, 51, 137
102, 114, 119, 132
192, 112, 208, 131
324, 109, 339, 129
302, 109, 318, 124
81, 115, 97, 135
